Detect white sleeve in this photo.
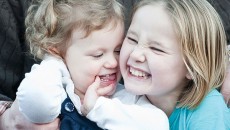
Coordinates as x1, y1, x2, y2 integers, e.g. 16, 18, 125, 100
87, 96, 169, 130
16, 57, 68, 123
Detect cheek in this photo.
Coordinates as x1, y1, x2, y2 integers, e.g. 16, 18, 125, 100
150, 59, 187, 90
120, 43, 132, 67
70, 66, 97, 92
65, 58, 96, 91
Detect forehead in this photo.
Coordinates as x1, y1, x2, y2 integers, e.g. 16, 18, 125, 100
129, 5, 179, 50
70, 22, 124, 50
89, 24, 124, 47
132, 5, 173, 32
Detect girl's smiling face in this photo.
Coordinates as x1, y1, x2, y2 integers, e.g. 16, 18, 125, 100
120, 5, 189, 98
64, 22, 124, 99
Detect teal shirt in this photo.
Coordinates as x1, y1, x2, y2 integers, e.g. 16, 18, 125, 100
169, 89, 230, 130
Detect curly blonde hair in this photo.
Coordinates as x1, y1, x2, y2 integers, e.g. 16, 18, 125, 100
25, 0, 124, 59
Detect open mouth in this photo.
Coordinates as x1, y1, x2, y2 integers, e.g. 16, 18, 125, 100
129, 66, 151, 79
99, 73, 117, 86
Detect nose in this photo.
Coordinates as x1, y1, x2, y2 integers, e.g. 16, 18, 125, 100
104, 54, 118, 68
130, 45, 145, 63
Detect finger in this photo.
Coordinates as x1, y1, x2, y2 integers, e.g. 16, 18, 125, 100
221, 91, 230, 107
94, 76, 101, 86
223, 92, 230, 107
88, 76, 101, 90
97, 84, 115, 96
92, 76, 101, 86
225, 96, 230, 108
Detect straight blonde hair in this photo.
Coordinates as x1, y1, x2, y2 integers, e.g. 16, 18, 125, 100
134, 0, 228, 108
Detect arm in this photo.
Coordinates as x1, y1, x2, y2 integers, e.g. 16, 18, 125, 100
16, 56, 68, 123
87, 96, 169, 130
221, 64, 230, 107
0, 100, 60, 130
0, 0, 60, 128
81, 78, 169, 130
221, 45, 230, 107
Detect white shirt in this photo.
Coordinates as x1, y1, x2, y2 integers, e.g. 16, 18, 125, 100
87, 87, 169, 130
16, 55, 80, 123
16, 55, 169, 130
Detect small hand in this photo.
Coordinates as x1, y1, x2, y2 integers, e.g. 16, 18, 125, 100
81, 76, 115, 116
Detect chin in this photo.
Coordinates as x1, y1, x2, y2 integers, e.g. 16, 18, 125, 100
123, 83, 138, 95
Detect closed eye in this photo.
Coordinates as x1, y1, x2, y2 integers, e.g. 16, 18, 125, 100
93, 53, 103, 58
127, 37, 138, 44
150, 47, 165, 53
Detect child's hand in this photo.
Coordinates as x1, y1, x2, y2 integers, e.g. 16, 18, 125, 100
81, 76, 115, 116
221, 63, 230, 107
221, 45, 230, 107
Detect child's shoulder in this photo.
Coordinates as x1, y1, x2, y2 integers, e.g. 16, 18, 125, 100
192, 89, 229, 115
183, 90, 230, 129
202, 89, 226, 106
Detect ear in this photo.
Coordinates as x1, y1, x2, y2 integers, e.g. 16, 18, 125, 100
186, 72, 192, 80
48, 47, 60, 56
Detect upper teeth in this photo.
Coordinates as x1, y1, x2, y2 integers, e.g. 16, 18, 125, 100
130, 67, 148, 77
101, 79, 108, 81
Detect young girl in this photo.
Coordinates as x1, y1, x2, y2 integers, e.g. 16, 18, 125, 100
16, 0, 169, 129
17, 0, 124, 129
82, 0, 230, 129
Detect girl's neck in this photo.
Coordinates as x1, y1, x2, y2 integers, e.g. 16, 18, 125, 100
146, 94, 179, 117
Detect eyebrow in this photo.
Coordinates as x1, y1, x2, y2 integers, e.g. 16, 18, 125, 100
149, 40, 162, 46
127, 30, 166, 49
127, 30, 138, 36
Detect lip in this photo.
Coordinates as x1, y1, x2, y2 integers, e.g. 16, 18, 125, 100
127, 65, 146, 72
99, 73, 117, 87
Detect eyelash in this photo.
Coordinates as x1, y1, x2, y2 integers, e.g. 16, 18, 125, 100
150, 47, 164, 53
93, 53, 103, 58
92, 49, 120, 58
128, 36, 165, 53
127, 37, 138, 44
